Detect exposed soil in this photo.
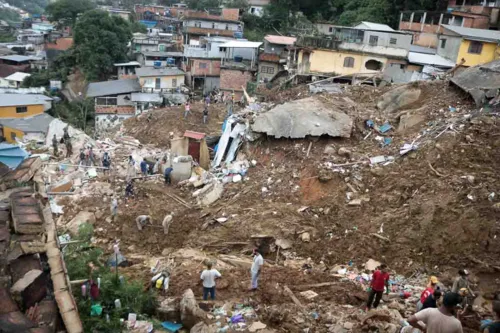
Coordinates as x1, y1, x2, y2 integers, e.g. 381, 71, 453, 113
62, 80, 500, 332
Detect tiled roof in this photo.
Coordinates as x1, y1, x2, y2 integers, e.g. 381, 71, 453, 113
259, 53, 280, 63
264, 35, 296, 46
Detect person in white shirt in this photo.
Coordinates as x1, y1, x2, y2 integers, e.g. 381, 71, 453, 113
250, 248, 264, 291
200, 262, 221, 300
408, 292, 464, 333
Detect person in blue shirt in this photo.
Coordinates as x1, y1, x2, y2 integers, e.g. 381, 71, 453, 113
140, 159, 148, 176
164, 166, 173, 185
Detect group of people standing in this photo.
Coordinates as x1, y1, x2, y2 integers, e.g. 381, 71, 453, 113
183, 91, 237, 123
52, 126, 72, 158
365, 264, 499, 333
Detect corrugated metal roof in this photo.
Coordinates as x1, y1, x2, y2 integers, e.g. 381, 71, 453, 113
410, 45, 437, 55
355, 22, 394, 32
264, 35, 296, 46
442, 25, 500, 42
136, 67, 185, 77
0, 113, 54, 133
114, 61, 141, 67
0, 94, 52, 107
0, 55, 37, 63
4, 72, 30, 82
141, 51, 183, 57
184, 130, 205, 140
408, 52, 455, 68
131, 93, 163, 102
86, 79, 141, 98
219, 41, 262, 48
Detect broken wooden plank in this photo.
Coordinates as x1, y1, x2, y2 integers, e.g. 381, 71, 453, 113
284, 285, 303, 308
293, 282, 339, 290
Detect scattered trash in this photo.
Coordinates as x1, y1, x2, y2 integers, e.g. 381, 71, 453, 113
300, 290, 319, 300
449, 106, 457, 112
377, 123, 392, 133
488, 192, 496, 201
161, 321, 183, 332
400, 143, 418, 156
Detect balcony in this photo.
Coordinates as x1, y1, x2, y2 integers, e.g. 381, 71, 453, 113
296, 36, 341, 50
184, 26, 238, 38
184, 45, 209, 58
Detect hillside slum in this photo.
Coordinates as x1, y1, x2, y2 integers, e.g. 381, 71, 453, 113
1, 63, 500, 333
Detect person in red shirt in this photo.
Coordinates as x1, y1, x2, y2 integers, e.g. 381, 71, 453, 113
366, 264, 390, 310
417, 276, 439, 311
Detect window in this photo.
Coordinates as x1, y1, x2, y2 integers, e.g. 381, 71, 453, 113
172, 78, 177, 87
16, 106, 27, 113
225, 24, 229, 30
145, 78, 153, 86
199, 62, 207, 69
195, 21, 201, 28
390, 38, 397, 45
328, 27, 333, 33
468, 41, 483, 54
369, 35, 379, 46
343, 57, 355, 68
96, 97, 117, 106
155, 78, 161, 89
250, 7, 255, 13
440, 39, 447, 49
212, 22, 215, 29
10, 132, 16, 141
159, 44, 166, 52
261, 66, 275, 74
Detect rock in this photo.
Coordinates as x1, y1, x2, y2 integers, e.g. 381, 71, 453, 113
348, 199, 362, 206
180, 289, 206, 329
95, 210, 104, 220
105, 217, 112, 223
384, 323, 398, 333
301, 232, 311, 242
364, 259, 381, 271
157, 297, 180, 322
319, 169, 333, 183
465, 134, 474, 143
485, 89, 498, 99
329, 325, 347, 333
398, 113, 426, 132
493, 203, 500, 211
275, 238, 293, 250
337, 147, 351, 158
324, 145, 337, 155
343, 322, 354, 330
190, 322, 217, 333
249, 321, 267, 332
377, 84, 422, 114
370, 167, 385, 177
65, 211, 96, 235
469, 88, 486, 107
300, 290, 318, 300
466, 175, 475, 184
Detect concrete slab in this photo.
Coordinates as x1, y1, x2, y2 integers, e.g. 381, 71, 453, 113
251, 97, 353, 139
10, 255, 42, 284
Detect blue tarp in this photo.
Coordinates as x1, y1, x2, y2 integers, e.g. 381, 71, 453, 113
161, 322, 182, 332
139, 20, 157, 28
0, 143, 29, 169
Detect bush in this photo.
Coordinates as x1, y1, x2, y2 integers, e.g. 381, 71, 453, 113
64, 224, 158, 332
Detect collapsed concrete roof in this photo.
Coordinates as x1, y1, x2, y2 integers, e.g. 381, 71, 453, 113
251, 97, 353, 139
451, 59, 500, 106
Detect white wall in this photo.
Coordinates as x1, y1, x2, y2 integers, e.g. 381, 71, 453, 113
95, 114, 133, 135
185, 20, 241, 32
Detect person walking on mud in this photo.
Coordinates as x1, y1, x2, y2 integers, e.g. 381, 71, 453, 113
184, 101, 191, 119
366, 264, 390, 311
202, 105, 209, 124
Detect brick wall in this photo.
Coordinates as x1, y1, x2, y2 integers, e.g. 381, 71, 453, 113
222, 8, 240, 21
220, 68, 253, 98
191, 59, 221, 76
95, 106, 135, 115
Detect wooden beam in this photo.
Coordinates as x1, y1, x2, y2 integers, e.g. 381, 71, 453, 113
284, 285, 303, 308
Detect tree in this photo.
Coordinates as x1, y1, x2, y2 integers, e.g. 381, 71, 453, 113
46, 0, 95, 28
184, 0, 220, 10
226, 0, 249, 10
73, 10, 132, 81
130, 20, 147, 34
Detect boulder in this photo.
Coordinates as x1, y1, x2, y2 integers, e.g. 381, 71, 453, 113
180, 289, 206, 329
190, 322, 217, 333
337, 147, 351, 158
364, 259, 381, 271
65, 211, 96, 235
377, 85, 421, 114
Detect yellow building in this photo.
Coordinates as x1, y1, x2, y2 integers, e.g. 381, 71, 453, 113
0, 125, 24, 143
294, 29, 411, 77
0, 94, 52, 119
136, 67, 185, 93
438, 25, 500, 67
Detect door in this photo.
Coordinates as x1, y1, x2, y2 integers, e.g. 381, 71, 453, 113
188, 140, 201, 162
155, 78, 161, 90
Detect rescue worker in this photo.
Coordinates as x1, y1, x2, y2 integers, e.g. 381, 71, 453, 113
52, 134, 58, 157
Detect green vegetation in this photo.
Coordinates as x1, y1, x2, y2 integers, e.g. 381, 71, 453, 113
73, 10, 132, 81
0, 7, 21, 23
65, 224, 158, 332
5, 0, 48, 15
242, 0, 448, 37
45, 0, 95, 28
51, 99, 96, 135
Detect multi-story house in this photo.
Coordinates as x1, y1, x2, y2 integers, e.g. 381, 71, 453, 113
258, 35, 296, 82
182, 36, 233, 94
295, 26, 412, 79
183, 9, 243, 44
400, 0, 500, 48
247, 0, 270, 17
437, 25, 500, 67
